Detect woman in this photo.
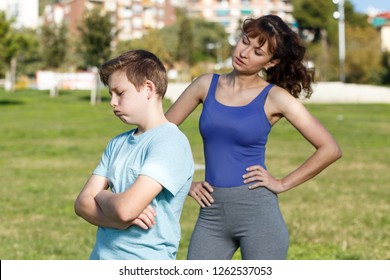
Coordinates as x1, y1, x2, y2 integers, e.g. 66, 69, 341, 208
166, 15, 342, 260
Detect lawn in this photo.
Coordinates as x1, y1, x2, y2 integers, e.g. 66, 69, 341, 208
0, 88, 389, 260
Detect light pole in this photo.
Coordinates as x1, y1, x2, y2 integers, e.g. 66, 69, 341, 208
333, 0, 346, 82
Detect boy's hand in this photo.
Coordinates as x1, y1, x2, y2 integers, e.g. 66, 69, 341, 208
130, 205, 156, 230
189, 181, 214, 208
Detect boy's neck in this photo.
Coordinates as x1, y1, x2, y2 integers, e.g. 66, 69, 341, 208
135, 113, 169, 135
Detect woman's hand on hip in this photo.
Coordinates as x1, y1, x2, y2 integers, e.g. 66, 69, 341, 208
243, 165, 284, 194
189, 181, 214, 208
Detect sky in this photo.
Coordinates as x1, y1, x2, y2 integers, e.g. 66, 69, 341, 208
349, 0, 390, 13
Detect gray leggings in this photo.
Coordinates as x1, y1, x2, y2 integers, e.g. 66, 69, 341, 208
187, 185, 289, 260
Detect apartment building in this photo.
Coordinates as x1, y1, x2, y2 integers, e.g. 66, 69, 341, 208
41, 0, 294, 41
42, 0, 176, 40
177, 0, 295, 36
0, 0, 39, 29
371, 12, 390, 52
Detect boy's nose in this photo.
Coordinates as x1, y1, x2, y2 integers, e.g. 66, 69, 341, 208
110, 95, 118, 107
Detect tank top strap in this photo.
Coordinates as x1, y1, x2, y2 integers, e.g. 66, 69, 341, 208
257, 83, 274, 104
204, 73, 220, 104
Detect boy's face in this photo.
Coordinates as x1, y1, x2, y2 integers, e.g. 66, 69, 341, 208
108, 70, 147, 125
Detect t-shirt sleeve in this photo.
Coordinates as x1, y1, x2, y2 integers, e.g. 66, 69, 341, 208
92, 139, 113, 178
140, 134, 194, 197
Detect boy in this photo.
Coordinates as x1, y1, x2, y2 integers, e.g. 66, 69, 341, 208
74, 50, 194, 260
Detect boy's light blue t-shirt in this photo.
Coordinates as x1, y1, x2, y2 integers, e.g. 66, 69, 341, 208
90, 122, 194, 260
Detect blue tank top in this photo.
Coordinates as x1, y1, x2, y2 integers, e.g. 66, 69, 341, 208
199, 74, 273, 188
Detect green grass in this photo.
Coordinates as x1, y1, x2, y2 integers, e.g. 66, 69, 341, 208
0, 88, 389, 260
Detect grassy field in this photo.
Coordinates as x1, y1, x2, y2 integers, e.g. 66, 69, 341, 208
0, 88, 389, 260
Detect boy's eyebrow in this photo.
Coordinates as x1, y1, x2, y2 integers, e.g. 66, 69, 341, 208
109, 86, 120, 93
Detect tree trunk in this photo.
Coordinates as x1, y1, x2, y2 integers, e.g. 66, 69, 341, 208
5, 57, 17, 92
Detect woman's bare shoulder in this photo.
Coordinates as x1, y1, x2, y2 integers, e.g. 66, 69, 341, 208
268, 84, 304, 113
192, 73, 215, 86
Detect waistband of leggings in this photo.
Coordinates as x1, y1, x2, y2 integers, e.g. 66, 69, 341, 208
211, 184, 274, 202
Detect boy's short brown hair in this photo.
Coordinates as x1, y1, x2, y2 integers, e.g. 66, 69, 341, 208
99, 49, 168, 97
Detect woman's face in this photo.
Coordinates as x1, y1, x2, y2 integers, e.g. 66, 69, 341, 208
232, 33, 274, 74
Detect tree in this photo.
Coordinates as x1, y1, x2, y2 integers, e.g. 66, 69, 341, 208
175, 9, 194, 66
293, 0, 337, 44
0, 12, 39, 91
381, 52, 390, 85
345, 25, 382, 84
0, 12, 14, 78
77, 8, 116, 69
292, 0, 384, 84
15, 28, 41, 78
40, 23, 68, 69
292, 0, 338, 81
115, 29, 173, 67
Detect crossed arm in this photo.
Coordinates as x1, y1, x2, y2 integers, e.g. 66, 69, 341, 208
74, 174, 162, 230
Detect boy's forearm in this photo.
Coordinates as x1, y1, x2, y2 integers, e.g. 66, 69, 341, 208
94, 190, 125, 222
75, 193, 129, 229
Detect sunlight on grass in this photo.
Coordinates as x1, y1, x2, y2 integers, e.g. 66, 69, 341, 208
0, 88, 389, 260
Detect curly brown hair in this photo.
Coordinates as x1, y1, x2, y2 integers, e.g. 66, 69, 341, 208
243, 15, 314, 98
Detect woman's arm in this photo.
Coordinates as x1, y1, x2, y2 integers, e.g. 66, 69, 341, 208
244, 88, 342, 193
165, 74, 212, 125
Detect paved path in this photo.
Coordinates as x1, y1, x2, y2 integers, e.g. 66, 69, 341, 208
166, 81, 390, 104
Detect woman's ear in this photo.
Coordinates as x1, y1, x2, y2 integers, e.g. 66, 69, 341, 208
267, 58, 280, 69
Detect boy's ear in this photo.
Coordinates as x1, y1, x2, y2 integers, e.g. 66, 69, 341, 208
144, 80, 156, 99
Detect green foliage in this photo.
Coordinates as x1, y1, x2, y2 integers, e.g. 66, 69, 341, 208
115, 29, 173, 67
345, 1, 370, 28
0, 12, 15, 76
381, 52, 390, 84
293, 0, 337, 44
77, 8, 116, 68
40, 23, 68, 69
114, 14, 229, 81
189, 17, 230, 64
292, 0, 384, 84
176, 9, 194, 65
0, 12, 41, 79
345, 25, 383, 84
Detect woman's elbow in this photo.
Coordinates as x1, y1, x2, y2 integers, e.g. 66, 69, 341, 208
329, 142, 342, 162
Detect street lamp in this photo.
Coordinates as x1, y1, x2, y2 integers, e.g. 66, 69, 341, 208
333, 0, 346, 82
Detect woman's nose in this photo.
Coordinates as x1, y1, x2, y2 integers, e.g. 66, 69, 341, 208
240, 46, 250, 57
